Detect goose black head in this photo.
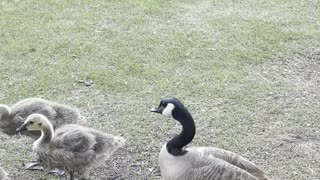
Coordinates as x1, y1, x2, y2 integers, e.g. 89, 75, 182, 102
151, 97, 193, 123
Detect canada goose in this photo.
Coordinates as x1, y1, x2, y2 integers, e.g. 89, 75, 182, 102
16, 114, 125, 180
0, 98, 82, 139
0, 167, 9, 180
151, 97, 269, 180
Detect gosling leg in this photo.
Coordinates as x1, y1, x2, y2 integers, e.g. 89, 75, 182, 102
47, 168, 65, 176
23, 162, 43, 171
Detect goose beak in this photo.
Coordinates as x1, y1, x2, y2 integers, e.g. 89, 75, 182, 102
16, 124, 27, 132
150, 107, 160, 113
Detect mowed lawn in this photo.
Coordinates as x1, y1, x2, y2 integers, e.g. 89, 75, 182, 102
0, 0, 319, 179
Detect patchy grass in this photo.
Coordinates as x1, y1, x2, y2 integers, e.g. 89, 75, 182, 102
0, 0, 320, 179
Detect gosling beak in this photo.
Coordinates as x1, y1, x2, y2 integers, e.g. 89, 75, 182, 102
16, 124, 27, 132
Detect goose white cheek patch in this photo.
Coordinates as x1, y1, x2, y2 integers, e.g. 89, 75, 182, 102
162, 103, 175, 117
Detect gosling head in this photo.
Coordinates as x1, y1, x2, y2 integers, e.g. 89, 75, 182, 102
0, 104, 11, 120
16, 114, 51, 132
151, 97, 193, 122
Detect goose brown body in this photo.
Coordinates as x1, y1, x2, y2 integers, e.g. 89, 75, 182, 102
159, 145, 268, 180
152, 97, 269, 180
0, 98, 81, 138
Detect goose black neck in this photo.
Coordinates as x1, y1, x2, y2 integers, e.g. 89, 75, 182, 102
166, 107, 195, 156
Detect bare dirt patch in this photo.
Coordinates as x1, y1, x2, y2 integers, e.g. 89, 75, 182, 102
248, 49, 320, 179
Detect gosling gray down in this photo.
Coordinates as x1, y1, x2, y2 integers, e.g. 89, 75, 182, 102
0, 167, 9, 180
0, 98, 82, 139
16, 114, 125, 180
151, 97, 269, 180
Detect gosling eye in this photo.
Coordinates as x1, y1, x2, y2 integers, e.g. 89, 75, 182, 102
38, 123, 42, 126
29, 121, 34, 124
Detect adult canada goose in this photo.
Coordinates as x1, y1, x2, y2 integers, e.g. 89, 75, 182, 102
16, 114, 125, 180
0, 167, 9, 180
151, 97, 269, 180
0, 98, 82, 139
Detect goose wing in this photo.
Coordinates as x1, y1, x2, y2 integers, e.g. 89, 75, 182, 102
188, 147, 268, 180
188, 155, 259, 180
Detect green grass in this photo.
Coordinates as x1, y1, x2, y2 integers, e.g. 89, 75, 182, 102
0, 0, 320, 179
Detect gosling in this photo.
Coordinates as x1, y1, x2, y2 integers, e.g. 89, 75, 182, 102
16, 114, 125, 180
0, 98, 82, 139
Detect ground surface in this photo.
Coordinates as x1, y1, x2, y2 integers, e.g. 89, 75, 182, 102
0, 0, 319, 179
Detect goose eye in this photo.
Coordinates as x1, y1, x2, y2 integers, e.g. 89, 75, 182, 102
29, 121, 34, 124
38, 123, 42, 126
